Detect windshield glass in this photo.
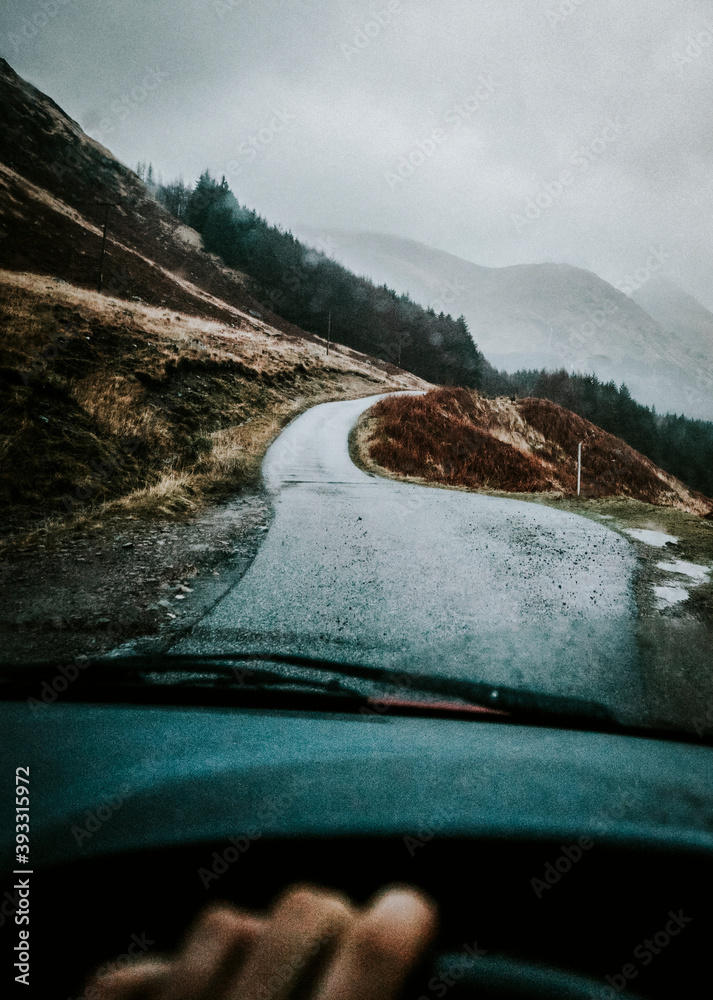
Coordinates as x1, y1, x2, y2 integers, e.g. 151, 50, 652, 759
1, 2, 712, 741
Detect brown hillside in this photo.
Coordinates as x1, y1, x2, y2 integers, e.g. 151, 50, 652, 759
0, 56, 265, 324
0, 271, 426, 536
0, 58, 398, 379
0, 59, 431, 538
362, 388, 713, 516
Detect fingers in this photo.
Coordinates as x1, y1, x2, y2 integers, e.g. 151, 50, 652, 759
311, 886, 438, 1000
158, 902, 264, 1000
84, 960, 170, 1000
88, 903, 263, 1000
85, 884, 438, 1000
224, 885, 355, 1000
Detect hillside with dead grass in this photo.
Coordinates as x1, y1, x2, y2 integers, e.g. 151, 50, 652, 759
0, 58, 290, 333
0, 270, 427, 542
354, 388, 713, 516
0, 59, 479, 388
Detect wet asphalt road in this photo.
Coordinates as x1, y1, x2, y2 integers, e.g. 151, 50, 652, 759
174, 394, 644, 719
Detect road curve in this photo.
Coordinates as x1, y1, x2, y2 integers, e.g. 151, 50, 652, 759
175, 394, 644, 719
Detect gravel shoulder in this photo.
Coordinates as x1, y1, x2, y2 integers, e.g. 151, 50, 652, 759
0, 490, 271, 664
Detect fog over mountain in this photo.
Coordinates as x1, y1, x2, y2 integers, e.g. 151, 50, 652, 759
293, 227, 713, 420
2, 0, 713, 310
631, 275, 713, 363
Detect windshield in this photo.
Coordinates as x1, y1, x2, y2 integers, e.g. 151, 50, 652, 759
1, 2, 712, 743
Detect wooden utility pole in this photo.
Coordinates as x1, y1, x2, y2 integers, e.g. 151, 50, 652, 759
577, 441, 582, 496
326, 310, 331, 355
96, 202, 118, 292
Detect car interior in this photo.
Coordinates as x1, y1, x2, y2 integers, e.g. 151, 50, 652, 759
5, 657, 709, 1000
39, 806, 711, 999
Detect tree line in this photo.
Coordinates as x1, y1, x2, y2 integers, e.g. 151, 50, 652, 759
150, 169, 484, 388
490, 368, 713, 498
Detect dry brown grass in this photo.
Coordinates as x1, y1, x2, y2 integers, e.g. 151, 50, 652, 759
72, 375, 173, 447
0, 270, 428, 543
515, 396, 696, 506
106, 411, 288, 518
0, 270, 424, 381
104, 471, 198, 517
365, 388, 557, 492
358, 387, 712, 515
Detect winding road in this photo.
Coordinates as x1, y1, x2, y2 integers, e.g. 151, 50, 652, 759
175, 394, 644, 718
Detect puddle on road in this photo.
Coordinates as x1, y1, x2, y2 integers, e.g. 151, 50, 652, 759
653, 584, 691, 610
655, 559, 711, 582
622, 528, 679, 547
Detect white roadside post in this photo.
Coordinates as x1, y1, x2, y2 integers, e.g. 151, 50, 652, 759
577, 441, 582, 496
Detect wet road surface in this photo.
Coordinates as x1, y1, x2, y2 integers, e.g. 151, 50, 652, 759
174, 394, 643, 718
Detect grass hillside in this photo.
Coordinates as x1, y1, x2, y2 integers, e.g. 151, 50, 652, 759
355, 388, 712, 515
0, 58, 304, 336
0, 56, 431, 543
0, 270, 426, 541
0, 58, 481, 388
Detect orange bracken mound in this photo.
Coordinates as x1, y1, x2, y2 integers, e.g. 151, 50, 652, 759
366, 388, 713, 513
515, 397, 669, 502
369, 389, 555, 492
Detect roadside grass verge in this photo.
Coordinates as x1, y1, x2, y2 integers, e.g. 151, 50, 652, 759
98, 386, 375, 521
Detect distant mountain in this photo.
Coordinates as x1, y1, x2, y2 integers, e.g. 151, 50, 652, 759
293, 228, 713, 420
632, 276, 713, 371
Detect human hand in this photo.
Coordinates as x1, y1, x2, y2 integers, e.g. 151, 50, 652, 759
85, 883, 437, 1000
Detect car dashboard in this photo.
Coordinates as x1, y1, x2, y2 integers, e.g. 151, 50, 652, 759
2, 699, 712, 999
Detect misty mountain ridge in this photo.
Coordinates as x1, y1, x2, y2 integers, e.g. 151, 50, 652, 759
631, 275, 713, 365
293, 227, 713, 421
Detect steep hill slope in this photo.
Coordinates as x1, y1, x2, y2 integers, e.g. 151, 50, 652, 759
0, 58, 312, 339
294, 228, 713, 421
0, 56, 429, 533
0, 269, 426, 532
0, 59, 480, 388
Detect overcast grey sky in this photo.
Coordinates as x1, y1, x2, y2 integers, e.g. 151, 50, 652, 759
2, 0, 713, 306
